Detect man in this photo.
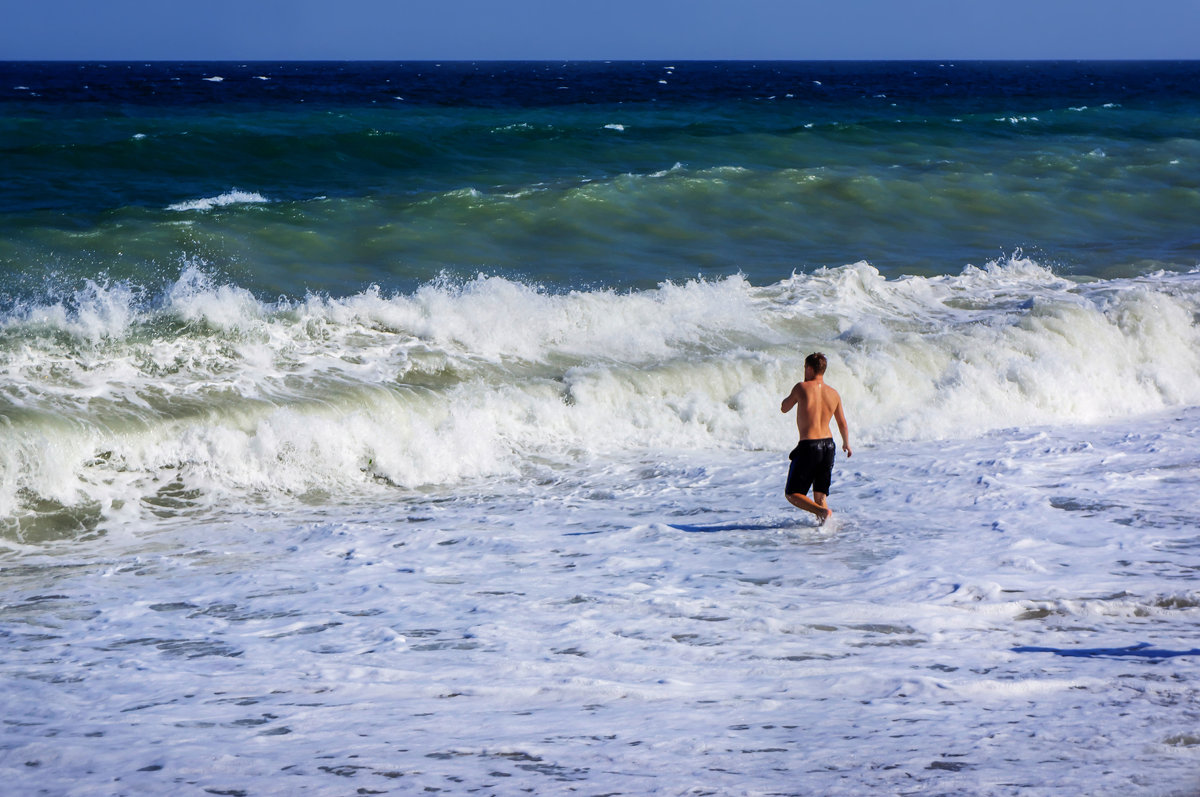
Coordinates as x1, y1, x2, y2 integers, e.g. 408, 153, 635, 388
780, 352, 851, 524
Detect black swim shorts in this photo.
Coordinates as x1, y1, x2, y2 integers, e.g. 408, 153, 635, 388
785, 438, 836, 496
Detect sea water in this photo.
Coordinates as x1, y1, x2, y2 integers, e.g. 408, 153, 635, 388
1, 62, 1199, 796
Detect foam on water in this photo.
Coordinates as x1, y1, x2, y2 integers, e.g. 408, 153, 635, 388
1, 405, 1197, 794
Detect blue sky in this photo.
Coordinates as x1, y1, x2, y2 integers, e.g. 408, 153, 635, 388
3, 0, 1198, 61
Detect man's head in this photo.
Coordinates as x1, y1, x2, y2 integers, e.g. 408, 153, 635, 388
805, 352, 828, 378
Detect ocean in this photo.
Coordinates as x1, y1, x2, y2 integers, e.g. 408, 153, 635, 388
1, 61, 1199, 796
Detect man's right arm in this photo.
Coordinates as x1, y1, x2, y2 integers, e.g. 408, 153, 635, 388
781, 383, 800, 413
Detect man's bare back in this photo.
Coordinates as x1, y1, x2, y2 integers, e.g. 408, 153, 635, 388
780, 353, 851, 523
784, 379, 843, 440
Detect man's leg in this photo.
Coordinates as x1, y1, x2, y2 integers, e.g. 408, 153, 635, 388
786, 491, 831, 522
814, 491, 832, 524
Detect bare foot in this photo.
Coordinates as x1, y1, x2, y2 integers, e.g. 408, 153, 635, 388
817, 506, 832, 525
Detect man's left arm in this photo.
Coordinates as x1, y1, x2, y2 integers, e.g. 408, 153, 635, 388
834, 399, 851, 457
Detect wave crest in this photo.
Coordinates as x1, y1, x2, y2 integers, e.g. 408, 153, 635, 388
166, 189, 269, 212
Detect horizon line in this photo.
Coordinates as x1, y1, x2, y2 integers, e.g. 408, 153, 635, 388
0, 57, 1195, 67
4, 57, 1200, 64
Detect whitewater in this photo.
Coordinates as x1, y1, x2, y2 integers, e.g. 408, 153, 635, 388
3, 257, 1199, 521
3, 257, 1200, 795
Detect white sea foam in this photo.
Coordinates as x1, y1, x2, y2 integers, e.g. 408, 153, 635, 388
1, 257, 1198, 528
1, 406, 1196, 794
166, 190, 270, 212
2, 257, 1199, 793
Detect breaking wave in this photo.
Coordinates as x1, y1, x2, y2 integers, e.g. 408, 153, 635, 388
1, 257, 1198, 527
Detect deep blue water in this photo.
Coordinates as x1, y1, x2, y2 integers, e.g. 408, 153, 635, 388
2, 61, 1199, 297
7, 60, 1200, 108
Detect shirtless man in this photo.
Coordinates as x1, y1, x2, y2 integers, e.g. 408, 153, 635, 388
780, 352, 851, 523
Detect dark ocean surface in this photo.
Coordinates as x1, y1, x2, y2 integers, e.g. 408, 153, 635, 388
3, 61, 1200, 297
